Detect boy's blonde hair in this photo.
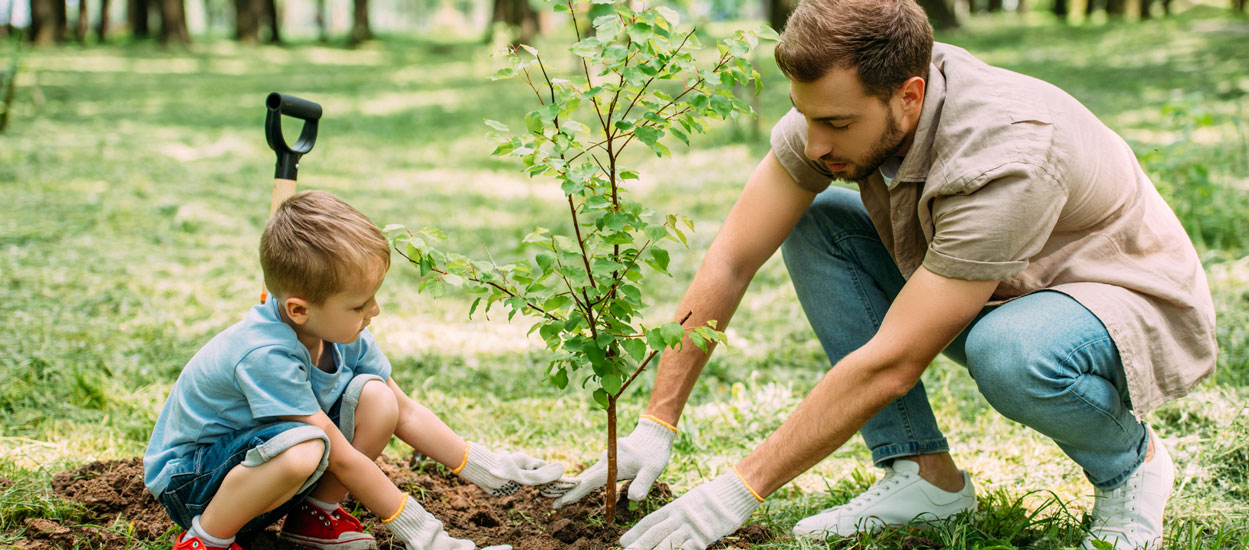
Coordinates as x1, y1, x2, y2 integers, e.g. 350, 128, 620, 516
260, 191, 391, 304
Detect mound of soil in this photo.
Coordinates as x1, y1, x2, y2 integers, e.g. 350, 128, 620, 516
12, 456, 775, 550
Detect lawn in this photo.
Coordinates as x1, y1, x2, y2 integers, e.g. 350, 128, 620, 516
1, 7, 1248, 549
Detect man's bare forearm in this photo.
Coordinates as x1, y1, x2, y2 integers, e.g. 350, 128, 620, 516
644, 254, 754, 425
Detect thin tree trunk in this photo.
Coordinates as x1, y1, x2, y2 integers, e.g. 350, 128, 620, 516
263, 0, 279, 42
52, 0, 67, 40
76, 0, 88, 39
349, 0, 370, 44
157, 0, 188, 43
129, 0, 150, 38
765, 0, 792, 32
1053, 0, 1068, 18
987, 0, 1003, 11
315, 0, 326, 41
234, 0, 259, 42
1235, 0, 1245, 13
917, 0, 958, 28
95, 0, 109, 40
1139, 0, 1153, 18
1105, 0, 1126, 16
1086, 0, 1098, 16
605, 397, 618, 524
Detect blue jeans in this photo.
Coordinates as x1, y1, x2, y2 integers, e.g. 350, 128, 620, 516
781, 187, 1148, 489
155, 374, 383, 531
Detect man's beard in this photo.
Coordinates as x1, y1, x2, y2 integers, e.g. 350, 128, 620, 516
826, 109, 907, 184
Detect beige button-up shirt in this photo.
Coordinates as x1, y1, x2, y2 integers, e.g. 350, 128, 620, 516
771, 43, 1217, 415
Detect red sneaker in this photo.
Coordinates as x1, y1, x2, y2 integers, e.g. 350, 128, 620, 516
278, 502, 378, 550
172, 532, 243, 550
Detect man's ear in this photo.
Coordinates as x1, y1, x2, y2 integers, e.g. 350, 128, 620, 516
283, 296, 312, 325
897, 75, 926, 126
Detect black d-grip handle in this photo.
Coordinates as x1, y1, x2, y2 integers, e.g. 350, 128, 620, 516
265, 92, 322, 180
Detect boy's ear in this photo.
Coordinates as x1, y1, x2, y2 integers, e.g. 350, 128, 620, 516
283, 296, 312, 325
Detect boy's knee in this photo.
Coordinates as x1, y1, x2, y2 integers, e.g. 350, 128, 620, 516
358, 379, 399, 426
274, 438, 327, 479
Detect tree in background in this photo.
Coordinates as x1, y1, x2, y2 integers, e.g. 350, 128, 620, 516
488, 0, 538, 47
918, 0, 957, 28
1234, 0, 1245, 13
158, 0, 189, 43
27, 0, 65, 44
95, 0, 109, 40
350, 0, 371, 44
129, 0, 149, 37
764, 0, 791, 32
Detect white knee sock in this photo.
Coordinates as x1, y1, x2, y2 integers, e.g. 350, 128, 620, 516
189, 515, 235, 549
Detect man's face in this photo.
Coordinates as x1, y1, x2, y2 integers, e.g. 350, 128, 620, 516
302, 255, 386, 345
790, 67, 913, 183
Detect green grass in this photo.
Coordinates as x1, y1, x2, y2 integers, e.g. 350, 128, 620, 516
2, 8, 1249, 549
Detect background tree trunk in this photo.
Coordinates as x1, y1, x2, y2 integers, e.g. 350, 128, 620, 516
1139, 0, 1153, 18
157, 0, 189, 43
314, 0, 326, 41
28, 0, 63, 43
76, 0, 87, 40
235, 0, 260, 42
349, 0, 370, 44
1086, 0, 1099, 15
1106, 0, 1127, 16
1052, 0, 1068, 18
1235, 0, 1245, 13
129, 0, 150, 38
987, 0, 1003, 12
487, 0, 536, 47
264, 0, 280, 43
96, 0, 109, 40
918, 0, 958, 28
765, 0, 792, 32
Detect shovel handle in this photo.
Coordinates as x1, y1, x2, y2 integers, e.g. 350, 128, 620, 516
265, 92, 322, 181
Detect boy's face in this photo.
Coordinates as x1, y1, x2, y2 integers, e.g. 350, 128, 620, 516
291, 255, 387, 345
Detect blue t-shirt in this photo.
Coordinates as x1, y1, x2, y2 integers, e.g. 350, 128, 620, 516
142, 298, 392, 496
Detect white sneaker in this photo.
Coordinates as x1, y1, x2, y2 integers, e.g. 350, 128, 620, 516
1082, 426, 1174, 550
792, 459, 976, 539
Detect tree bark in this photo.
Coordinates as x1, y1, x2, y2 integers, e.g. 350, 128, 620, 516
96, 0, 109, 40
1053, 0, 1068, 18
1086, 0, 1098, 15
129, 0, 150, 38
349, 0, 370, 44
1139, 0, 1153, 18
1235, 0, 1245, 13
987, 0, 1003, 12
28, 0, 62, 43
264, 0, 279, 43
234, 0, 260, 42
765, 0, 792, 32
157, 0, 189, 43
487, 0, 536, 47
76, 0, 87, 40
917, 0, 958, 28
1106, 0, 1126, 16
314, 0, 326, 41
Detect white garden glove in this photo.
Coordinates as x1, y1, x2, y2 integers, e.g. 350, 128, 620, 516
383, 493, 512, 550
552, 416, 676, 509
620, 470, 763, 550
454, 442, 568, 496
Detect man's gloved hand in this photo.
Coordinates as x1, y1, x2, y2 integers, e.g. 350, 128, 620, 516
455, 442, 567, 496
552, 416, 676, 509
619, 470, 762, 550
383, 493, 512, 550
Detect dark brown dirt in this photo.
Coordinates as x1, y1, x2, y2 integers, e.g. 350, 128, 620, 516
11, 457, 775, 550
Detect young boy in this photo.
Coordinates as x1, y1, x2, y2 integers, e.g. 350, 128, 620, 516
143, 191, 568, 550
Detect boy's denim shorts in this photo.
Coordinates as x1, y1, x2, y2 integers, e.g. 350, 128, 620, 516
155, 374, 385, 532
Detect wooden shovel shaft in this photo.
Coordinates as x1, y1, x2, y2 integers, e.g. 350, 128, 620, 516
261, 178, 298, 303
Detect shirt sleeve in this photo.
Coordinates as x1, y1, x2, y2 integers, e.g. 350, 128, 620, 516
769, 108, 834, 194
350, 329, 393, 380
234, 346, 321, 419
923, 170, 1066, 281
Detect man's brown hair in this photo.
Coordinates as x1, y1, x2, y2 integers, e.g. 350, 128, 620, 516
774, 0, 933, 102
260, 191, 390, 304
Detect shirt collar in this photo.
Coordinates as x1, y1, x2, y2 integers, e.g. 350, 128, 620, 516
892, 62, 946, 187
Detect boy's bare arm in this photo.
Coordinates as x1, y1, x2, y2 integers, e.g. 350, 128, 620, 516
386, 378, 468, 468
281, 411, 404, 516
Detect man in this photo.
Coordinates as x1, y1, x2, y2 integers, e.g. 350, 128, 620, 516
552, 0, 1217, 548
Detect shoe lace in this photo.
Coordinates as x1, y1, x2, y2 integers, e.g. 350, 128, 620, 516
1091, 477, 1144, 536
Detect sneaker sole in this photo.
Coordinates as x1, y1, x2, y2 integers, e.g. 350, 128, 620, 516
277, 532, 378, 550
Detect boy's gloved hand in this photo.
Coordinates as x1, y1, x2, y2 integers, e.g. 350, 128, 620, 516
619, 471, 762, 550
384, 493, 511, 550
455, 442, 567, 496
552, 416, 676, 509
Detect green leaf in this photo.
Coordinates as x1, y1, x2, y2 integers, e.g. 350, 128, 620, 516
660, 322, 685, 347
689, 329, 707, 352
491, 67, 518, 80
539, 322, 562, 344
614, 119, 635, 132
654, 6, 680, 27
649, 247, 670, 272
593, 388, 610, 409
571, 36, 602, 57
645, 328, 665, 351
623, 338, 647, 361
544, 295, 572, 310
634, 126, 662, 147
602, 372, 622, 394
619, 169, 640, 180
709, 94, 733, 118
551, 367, 569, 389
627, 22, 654, 42
525, 111, 544, 133
484, 119, 510, 132
535, 252, 555, 271
757, 25, 780, 41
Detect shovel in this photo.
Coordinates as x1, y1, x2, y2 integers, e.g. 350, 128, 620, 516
262, 92, 322, 303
